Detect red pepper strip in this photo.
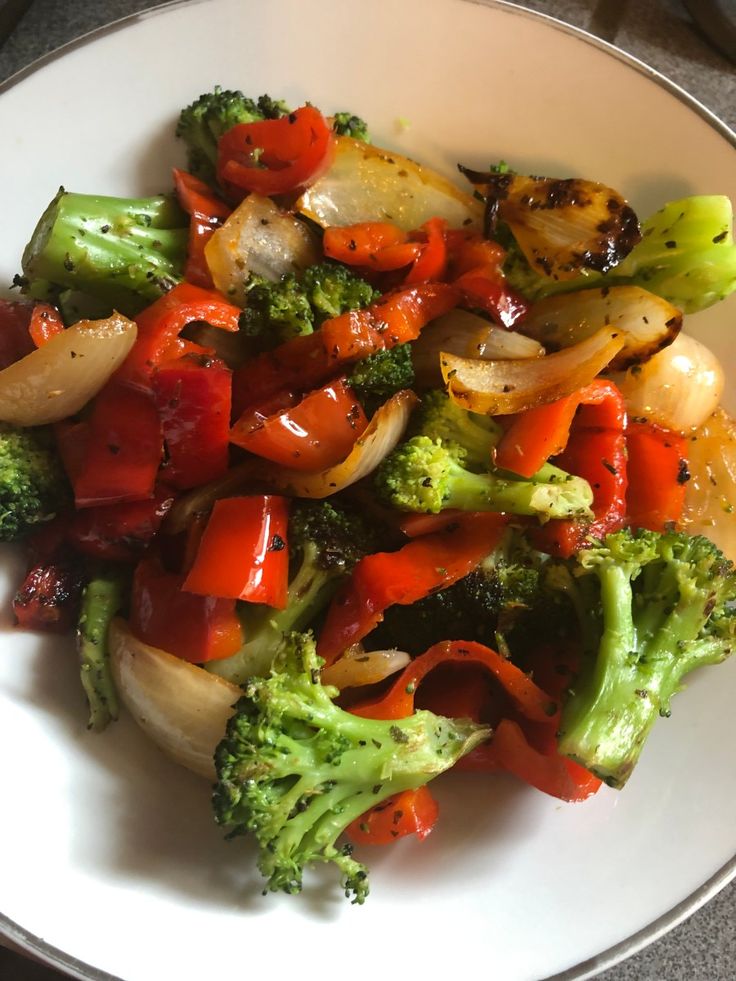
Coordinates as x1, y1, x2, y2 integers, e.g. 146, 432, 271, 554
367, 242, 423, 272
317, 514, 508, 665
72, 381, 163, 508
131, 556, 243, 663
28, 303, 64, 348
183, 495, 289, 608
533, 381, 628, 558
323, 222, 413, 266
231, 378, 368, 471
397, 509, 467, 538
68, 485, 174, 562
120, 283, 241, 386
454, 265, 529, 329
152, 354, 232, 490
218, 105, 335, 198
0, 298, 35, 369
345, 786, 439, 846
404, 218, 448, 284
13, 559, 85, 634
172, 168, 231, 289
232, 282, 460, 413
445, 231, 506, 277
159, 336, 218, 363
625, 422, 688, 532
495, 379, 624, 478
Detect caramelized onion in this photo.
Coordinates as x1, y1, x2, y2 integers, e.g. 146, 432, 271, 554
109, 619, 239, 780
441, 326, 624, 415
321, 644, 411, 690
682, 409, 736, 562
460, 169, 640, 280
297, 136, 483, 231
520, 286, 682, 370
0, 312, 136, 426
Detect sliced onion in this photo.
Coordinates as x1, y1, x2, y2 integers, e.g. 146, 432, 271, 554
109, 618, 240, 780
0, 312, 136, 426
441, 326, 625, 415
163, 457, 270, 535
412, 309, 543, 387
297, 136, 483, 231
204, 193, 319, 305
519, 286, 682, 370
609, 332, 724, 432
321, 644, 411, 690
460, 169, 640, 280
682, 408, 736, 562
260, 389, 418, 497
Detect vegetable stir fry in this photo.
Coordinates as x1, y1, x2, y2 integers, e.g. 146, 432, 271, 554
3, 86, 736, 905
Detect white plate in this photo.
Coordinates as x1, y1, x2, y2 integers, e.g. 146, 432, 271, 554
1, 2, 735, 980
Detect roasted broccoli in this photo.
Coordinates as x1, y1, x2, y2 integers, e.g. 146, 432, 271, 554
412, 389, 501, 470
240, 262, 379, 350
550, 528, 736, 787
331, 112, 370, 142
213, 631, 490, 902
176, 88, 289, 186
503, 195, 736, 313
0, 425, 70, 541
77, 565, 128, 732
206, 501, 378, 685
20, 189, 188, 316
347, 344, 415, 416
375, 435, 593, 520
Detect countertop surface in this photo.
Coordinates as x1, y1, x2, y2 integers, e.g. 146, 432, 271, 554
0, 1, 735, 980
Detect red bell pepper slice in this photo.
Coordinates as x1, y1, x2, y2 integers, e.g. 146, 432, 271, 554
172, 168, 231, 289
68, 485, 174, 562
71, 380, 163, 508
218, 105, 336, 198
232, 282, 460, 412
323, 222, 418, 269
404, 217, 448, 284
0, 299, 35, 369
625, 422, 688, 532
121, 283, 241, 385
182, 495, 289, 608
131, 556, 243, 663
345, 786, 439, 846
230, 378, 368, 471
28, 302, 64, 348
317, 513, 508, 665
446, 231, 506, 277
454, 266, 529, 329
152, 354, 232, 490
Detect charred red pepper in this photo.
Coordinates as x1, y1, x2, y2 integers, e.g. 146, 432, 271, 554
317, 513, 508, 665
68, 485, 174, 562
625, 422, 689, 532
152, 354, 232, 490
172, 168, 231, 289
345, 786, 439, 846
13, 559, 85, 633
183, 495, 289, 608
130, 556, 243, 663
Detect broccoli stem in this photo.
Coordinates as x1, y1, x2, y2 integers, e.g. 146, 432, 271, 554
77, 568, 127, 732
444, 465, 593, 520
21, 189, 188, 316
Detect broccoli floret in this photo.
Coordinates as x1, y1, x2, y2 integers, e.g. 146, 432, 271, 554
213, 631, 490, 902
503, 196, 736, 314
347, 344, 415, 416
375, 435, 593, 521
207, 501, 378, 685
331, 112, 370, 142
77, 565, 128, 732
176, 88, 290, 186
413, 389, 501, 470
20, 189, 188, 317
549, 528, 736, 788
0, 425, 70, 542
240, 262, 379, 350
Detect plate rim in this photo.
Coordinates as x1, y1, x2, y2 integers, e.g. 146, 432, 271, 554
0, 2, 735, 980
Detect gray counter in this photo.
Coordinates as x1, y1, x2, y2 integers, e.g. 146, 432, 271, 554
0, 2, 734, 979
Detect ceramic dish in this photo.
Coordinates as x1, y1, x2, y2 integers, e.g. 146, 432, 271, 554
0, 2, 735, 979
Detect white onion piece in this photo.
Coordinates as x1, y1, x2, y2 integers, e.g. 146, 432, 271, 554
412, 309, 542, 387
321, 644, 411, 690
109, 618, 240, 780
297, 136, 483, 231
682, 408, 736, 562
0, 312, 136, 426
441, 326, 625, 415
260, 389, 418, 497
205, 193, 319, 305
520, 286, 682, 370
610, 332, 724, 432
